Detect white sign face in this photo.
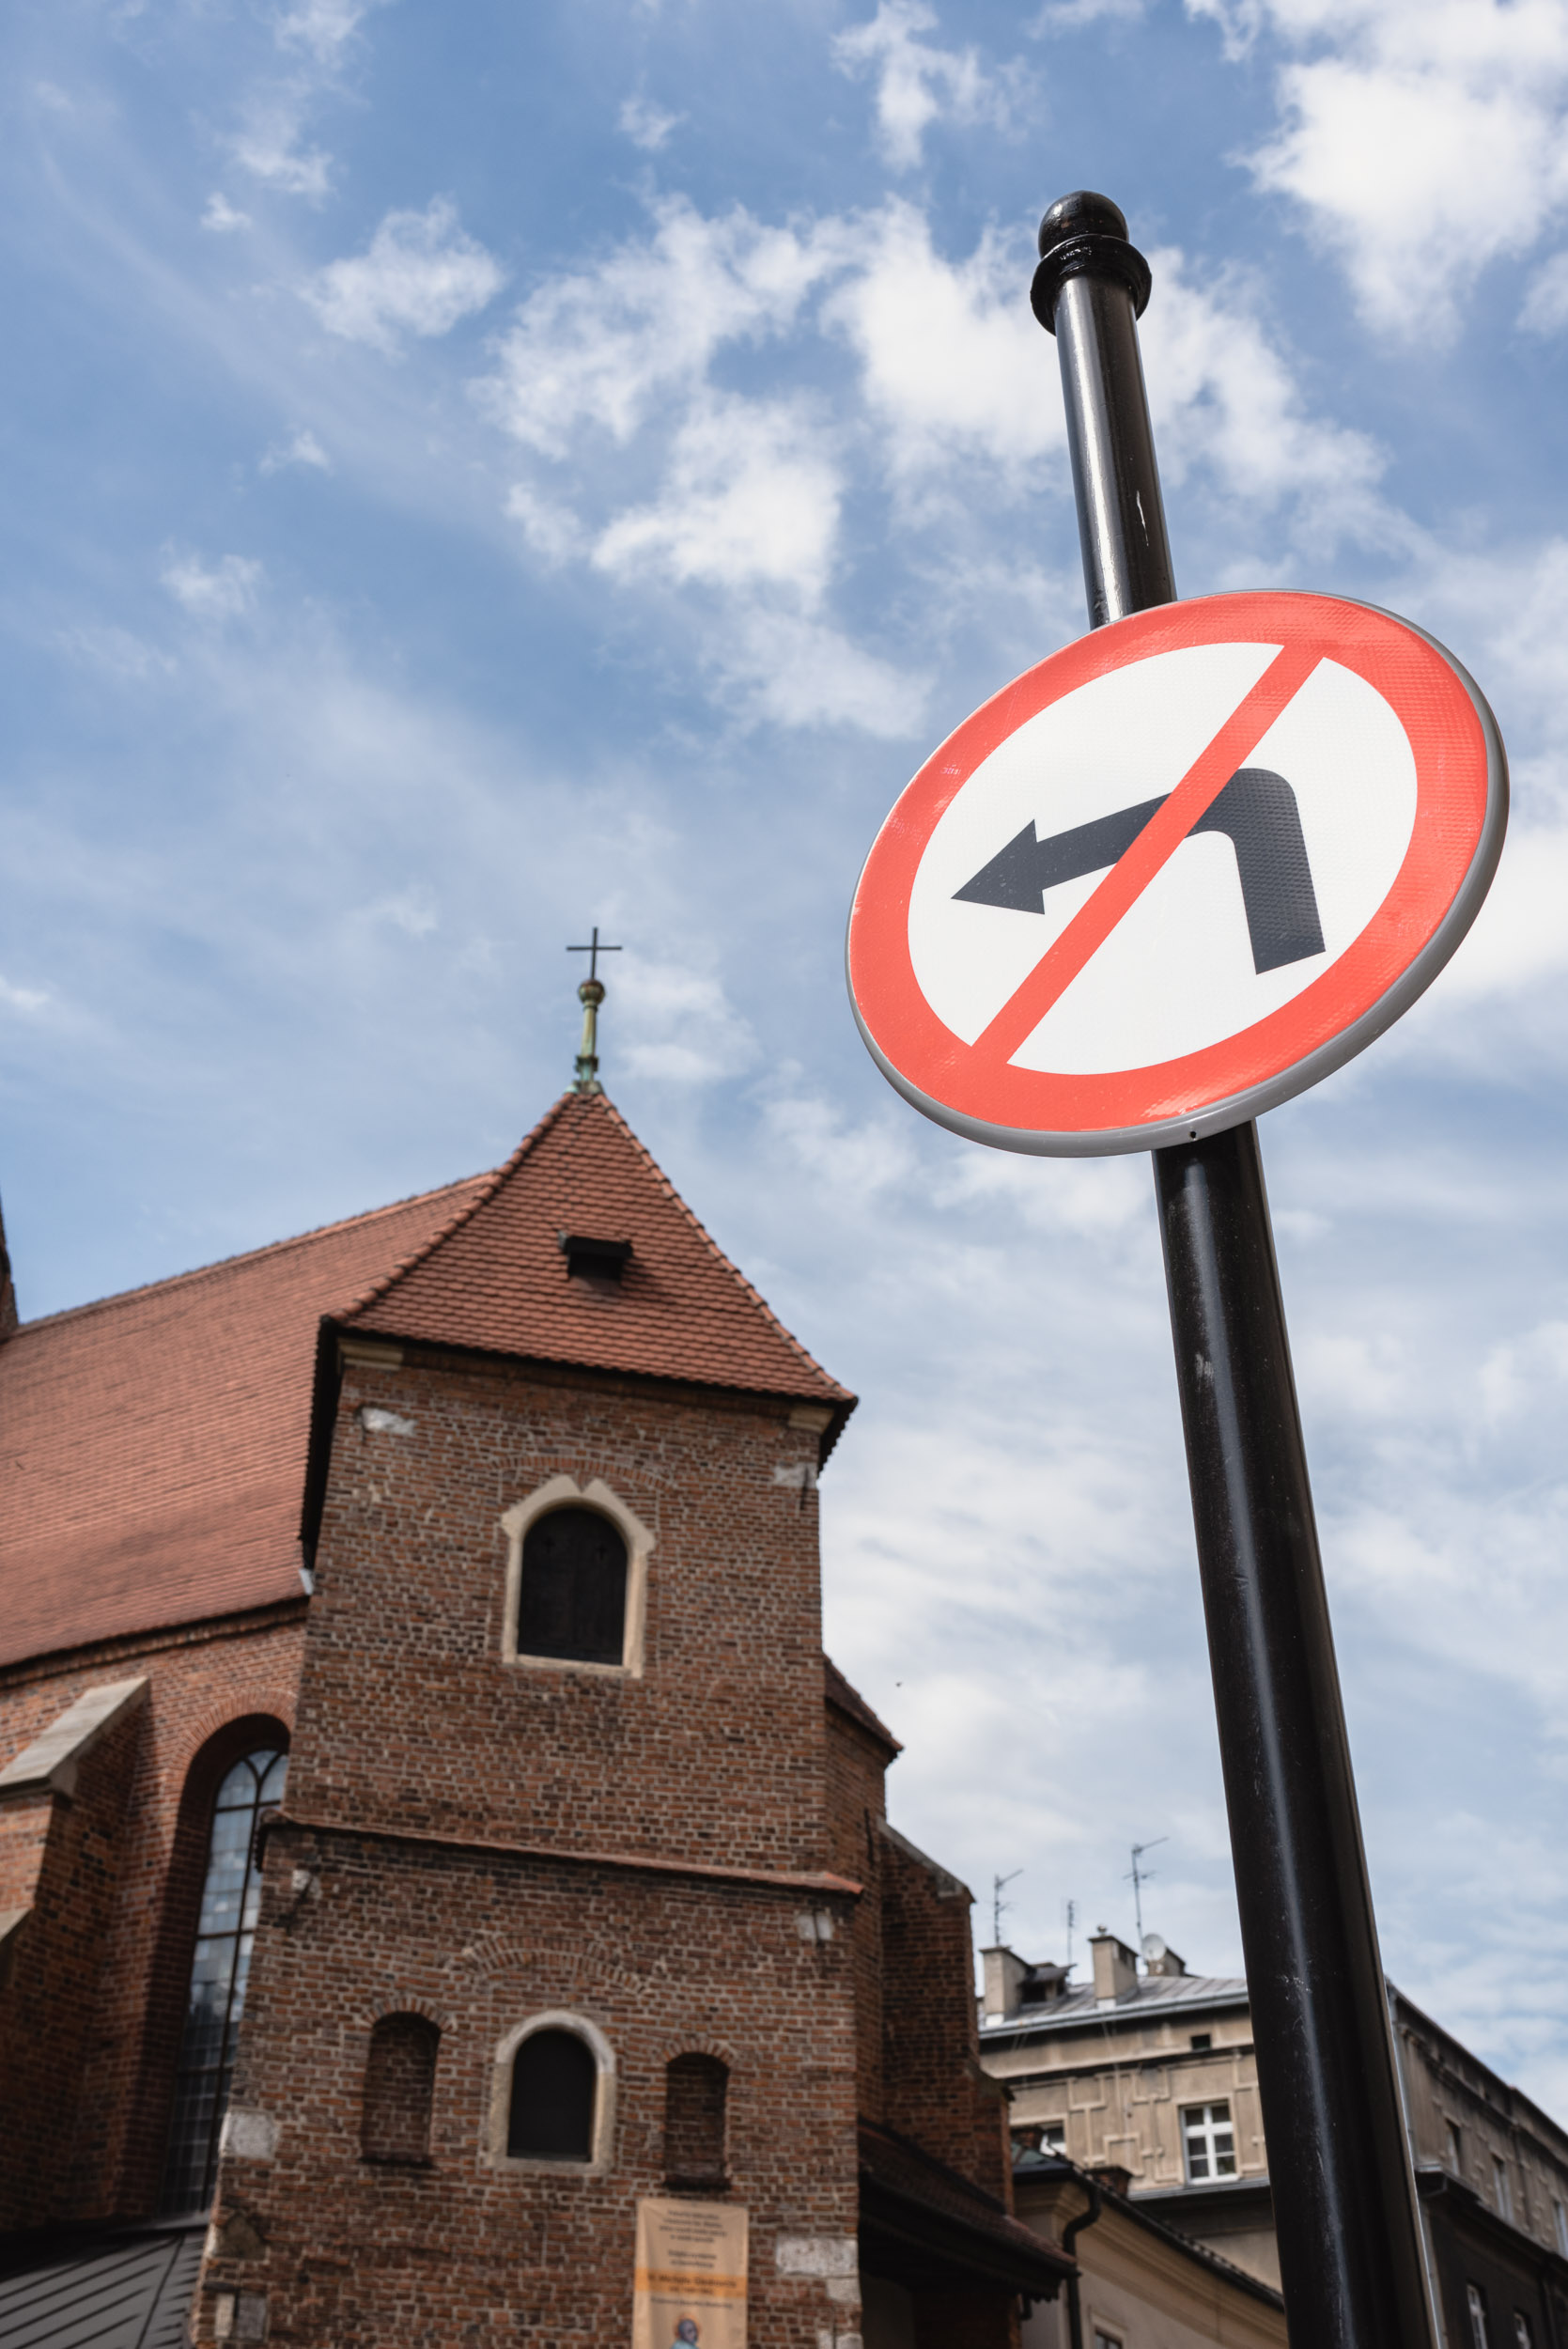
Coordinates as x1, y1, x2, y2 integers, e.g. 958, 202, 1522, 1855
848, 592, 1507, 1156
907, 646, 1418, 1073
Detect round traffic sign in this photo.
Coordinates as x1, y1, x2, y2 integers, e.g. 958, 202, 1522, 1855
846, 590, 1507, 1156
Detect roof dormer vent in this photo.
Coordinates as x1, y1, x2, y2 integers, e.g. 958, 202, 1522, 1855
559, 1233, 633, 1284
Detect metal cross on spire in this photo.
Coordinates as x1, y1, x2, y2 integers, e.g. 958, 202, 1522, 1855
567, 927, 623, 1095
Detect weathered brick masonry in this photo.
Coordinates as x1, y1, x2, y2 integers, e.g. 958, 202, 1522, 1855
0, 1094, 1071, 2346
0, 1612, 304, 2230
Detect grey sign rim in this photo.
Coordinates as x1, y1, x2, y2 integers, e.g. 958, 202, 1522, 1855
845, 592, 1509, 1159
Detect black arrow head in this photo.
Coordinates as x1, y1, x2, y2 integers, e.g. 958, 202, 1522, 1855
952, 820, 1048, 913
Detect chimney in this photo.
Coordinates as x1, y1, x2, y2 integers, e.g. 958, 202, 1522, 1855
1090, 1931, 1139, 2006
981, 1946, 1028, 2022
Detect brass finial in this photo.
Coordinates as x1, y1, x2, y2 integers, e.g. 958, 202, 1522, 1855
567, 927, 622, 1094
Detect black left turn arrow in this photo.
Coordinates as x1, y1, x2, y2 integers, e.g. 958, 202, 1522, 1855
953, 768, 1326, 976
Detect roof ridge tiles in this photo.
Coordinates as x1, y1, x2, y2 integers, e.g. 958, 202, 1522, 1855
599, 1095, 850, 1398
12, 1170, 490, 1339
340, 1090, 853, 1408
339, 1091, 571, 1323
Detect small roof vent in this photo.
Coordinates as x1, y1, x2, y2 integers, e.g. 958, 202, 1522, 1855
559, 1232, 633, 1283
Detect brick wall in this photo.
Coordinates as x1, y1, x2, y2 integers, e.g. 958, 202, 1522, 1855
0, 1609, 305, 2226
194, 1342, 866, 2343
826, 1702, 891, 2128
200, 1829, 862, 2346
291, 1350, 832, 1874
878, 1828, 1014, 2207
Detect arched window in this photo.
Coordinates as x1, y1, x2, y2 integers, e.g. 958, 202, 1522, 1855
507, 2027, 598, 2160
159, 1745, 287, 2214
663, 2053, 728, 2186
362, 2015, 440, 2163
517, 1506, 628, 1667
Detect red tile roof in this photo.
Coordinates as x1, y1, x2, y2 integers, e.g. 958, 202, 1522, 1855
0, 1092, 853, 1672
0, 1176, 488, 1670
344, 1091, 855, 1416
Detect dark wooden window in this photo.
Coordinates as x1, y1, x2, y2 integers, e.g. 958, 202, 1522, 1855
362, 2015, 440, 2163
663, 2053, 728, 2185
518, 1506, 628, 1666
159, 1746, 287, 2215
507, 2029, 597, 2160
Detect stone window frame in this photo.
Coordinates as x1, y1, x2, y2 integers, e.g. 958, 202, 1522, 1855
483, 2011, 617, 2176
499, 1474, 652, 1678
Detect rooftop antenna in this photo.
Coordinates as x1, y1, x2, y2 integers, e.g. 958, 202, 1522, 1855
992, 1868, 1023, 1946
1063, 1897, 1076, 1974
1126, 1838, 1167, 1952
567, 927, 622, 1094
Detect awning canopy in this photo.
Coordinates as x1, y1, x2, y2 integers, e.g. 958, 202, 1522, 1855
859, 2121, 1075, 2303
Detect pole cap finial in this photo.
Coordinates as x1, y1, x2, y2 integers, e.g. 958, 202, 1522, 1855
1032, 189, 1151, 335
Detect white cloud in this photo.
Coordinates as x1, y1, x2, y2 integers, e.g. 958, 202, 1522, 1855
715, 609, 924, 736
480, 196, 848, 457
505, 483, 583, 564
260, 428, 332, 474
231, 92, 334, 199
618, 94, 682, 151
618, 960, 759, 1083
1140, 247, 1387, 531
0, 974, 50, 1016
1520, 249, 1568, 332
201, 193, 252, 234
303, 198, 504, 352
831, 0, 1012, 171
1200, 0, 1568, 336
1032, 0, 1145, 24
594, 397, 842, 601
364, 887, 438, 939
160, 552, 263, 622
274, 0, 378, 63
825, 201, 1057, 474
58, 625, 176, 683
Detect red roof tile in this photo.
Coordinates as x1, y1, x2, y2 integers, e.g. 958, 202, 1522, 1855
0, 1176, 488, 1669
344, 1091, 855, 1414
0, 1093, 854, 1672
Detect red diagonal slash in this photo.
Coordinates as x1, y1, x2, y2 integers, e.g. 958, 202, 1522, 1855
973, 640, 1325, 1068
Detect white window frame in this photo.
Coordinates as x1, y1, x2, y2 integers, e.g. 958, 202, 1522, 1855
1554, 2198, 1568, 2259
1180, 2100, 1237, 2183
483, 2011, 616, 2175
500, 1475, 651, 1677
1041, 2119, 1067, 2154
1468, 2281, 1491, 2349
1494, 2155, 1514, 2224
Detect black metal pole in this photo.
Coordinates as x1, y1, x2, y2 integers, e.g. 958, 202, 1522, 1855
1032, 191, 1438, 2349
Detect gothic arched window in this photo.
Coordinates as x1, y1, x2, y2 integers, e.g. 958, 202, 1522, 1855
362, 2014, 440, 2163
158, 1745, 287, 2214
507, 2027, 598, 2160
517, 1506, 628, 1667
663, 2053, 729, 2186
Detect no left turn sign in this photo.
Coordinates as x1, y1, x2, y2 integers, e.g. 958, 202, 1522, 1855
846, 590, 1507, 1156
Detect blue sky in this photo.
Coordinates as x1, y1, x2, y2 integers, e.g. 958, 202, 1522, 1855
6, 0, 1568, 2113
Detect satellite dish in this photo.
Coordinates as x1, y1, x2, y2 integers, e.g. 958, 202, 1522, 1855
1141, 1933, 1167, 1964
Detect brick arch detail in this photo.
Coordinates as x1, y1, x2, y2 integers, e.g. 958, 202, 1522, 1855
356, 1994, 457, 2034
162, 1688, 297, 1794
660, 2035, 738, 2071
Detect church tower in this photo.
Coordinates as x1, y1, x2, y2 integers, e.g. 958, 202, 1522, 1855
188, 1059, 1063, 2346
197, 1081, 869, 2341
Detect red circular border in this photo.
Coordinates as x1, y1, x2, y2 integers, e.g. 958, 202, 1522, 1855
847, 593, 1491, 1138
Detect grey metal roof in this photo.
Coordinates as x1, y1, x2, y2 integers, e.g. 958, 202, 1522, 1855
981, 1971, 1250, 2040
0, 2224, 204, 2348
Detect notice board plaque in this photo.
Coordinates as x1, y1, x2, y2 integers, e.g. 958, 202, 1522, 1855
632, 2198, 748, 2349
